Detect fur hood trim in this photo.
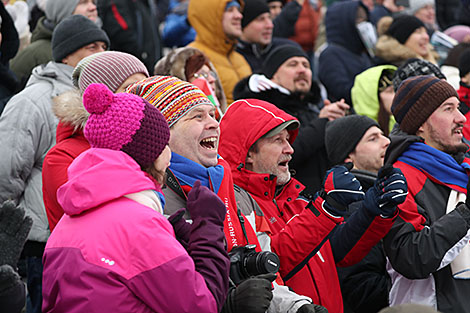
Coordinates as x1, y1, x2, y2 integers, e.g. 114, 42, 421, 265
154, 47, 227, 112
375, 35, 420, 65
52, 89, 89, 131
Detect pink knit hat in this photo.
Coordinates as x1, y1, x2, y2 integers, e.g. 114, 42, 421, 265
83, 83, 170, 168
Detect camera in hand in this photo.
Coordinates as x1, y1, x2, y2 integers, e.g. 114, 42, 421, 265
229, 244, 280, 285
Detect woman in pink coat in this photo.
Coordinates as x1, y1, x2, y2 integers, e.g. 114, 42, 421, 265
42, 84, 230, 312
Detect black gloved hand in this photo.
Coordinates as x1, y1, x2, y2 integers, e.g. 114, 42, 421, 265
222, 273, 276, 313
186, 180, 226, 224
363, 165, 407, 217
297, 303, 329, 313
316, 163, 365, 216
168, 208, 191, 249
0, 200, 33, 267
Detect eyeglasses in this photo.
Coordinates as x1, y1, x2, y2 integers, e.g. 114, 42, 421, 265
193, 71, 217, 80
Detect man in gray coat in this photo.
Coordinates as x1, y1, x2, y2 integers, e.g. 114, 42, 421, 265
0, 15, 108, 313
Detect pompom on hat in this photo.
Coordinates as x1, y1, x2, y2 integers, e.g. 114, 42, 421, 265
125, 75, 214, 127
83, 83, 170, 168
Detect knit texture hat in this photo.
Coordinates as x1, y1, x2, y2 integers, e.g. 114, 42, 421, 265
404, 0, 434, 15
325, 115, 379, 166
262, 45, 309, 79
52, 15, 109, 62
459, 49, 470, 78
392, 75, 458, 134
45, 0, 79, 25
83, 83, 170, 168
125, 76, 214, 127
242, 0, 270, 29
387, 15, 425, 44
392, 58, 445, 92
72, 51, 149, 93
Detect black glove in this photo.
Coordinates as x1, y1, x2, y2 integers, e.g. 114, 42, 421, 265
297, 303, 329, 313
186, 180, 226, 224
0, 264, 26, 313
222, 273, 276, 313
0, 200, 33, 267
316, 163, 365, 216
363, 165, 408, 217
456, 179, 470, 226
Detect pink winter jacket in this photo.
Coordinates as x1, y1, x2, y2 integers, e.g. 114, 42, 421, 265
42, 148, 218, 313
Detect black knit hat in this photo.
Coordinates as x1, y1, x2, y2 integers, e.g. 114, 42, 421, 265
325, 115, 379, 166
392, 75, 458, 135
392, 58, 446, 92
387, 15, 425, 44
242, 0, 270, 29
458, 49, 470, 78
262, 45, 309, 78
52, 15, 110, 62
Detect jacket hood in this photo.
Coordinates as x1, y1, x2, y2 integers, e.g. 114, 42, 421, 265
219, 98, 299, 172
188, 0, 244, 55
52, 88, 89, 132
31, 16, 53, 42
352, 64, 397, 130
153, 46, 227, 110
27, 61, 74, 94
57, 148, 157, 215
325, 0, 367, 55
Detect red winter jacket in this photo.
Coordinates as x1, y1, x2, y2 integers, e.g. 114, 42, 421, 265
219, 99, 395, 313
42, 122, 90, 231
457, 83, 470, 140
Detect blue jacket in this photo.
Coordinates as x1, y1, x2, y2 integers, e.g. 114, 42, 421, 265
319, 0, 372, 105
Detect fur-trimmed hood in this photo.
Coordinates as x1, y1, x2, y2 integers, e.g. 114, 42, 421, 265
154, 46, 227, 112
375, 16, 437, 66
52, 88, 89, 131
375, 35, 423, 66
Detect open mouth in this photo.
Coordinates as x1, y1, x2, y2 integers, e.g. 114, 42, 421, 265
278, 160, 289, 169
200, 137, 217, 150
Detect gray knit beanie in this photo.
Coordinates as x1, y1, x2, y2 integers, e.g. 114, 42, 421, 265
45, 0, 80, 26
52, 15, 110, 62
325, 115, 379, 166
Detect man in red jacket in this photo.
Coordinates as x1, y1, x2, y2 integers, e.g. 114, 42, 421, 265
218, 98, 408, 313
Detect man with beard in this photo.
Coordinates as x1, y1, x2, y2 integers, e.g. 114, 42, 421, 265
233, 44, 349, 193
384, 75, 470, 312
126, 75, 327, 313
219, 98, 408, 313
325, 115, 393, 313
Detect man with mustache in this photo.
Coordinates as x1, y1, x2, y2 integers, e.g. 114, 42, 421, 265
219, 98, 407, 313
233, 44, 349, 194
126, 75, 326, 313
384, 75, 470, 312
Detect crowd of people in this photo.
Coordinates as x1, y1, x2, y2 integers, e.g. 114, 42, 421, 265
1, 0, 470, 312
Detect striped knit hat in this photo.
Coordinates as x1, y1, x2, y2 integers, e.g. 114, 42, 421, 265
391, 75, 458, 135
83, 83, 170, 168
72, 51, 149, 93
125, 76, 213, 127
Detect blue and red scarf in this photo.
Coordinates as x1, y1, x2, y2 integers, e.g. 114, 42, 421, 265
398, 142, 470, 193
169, 153, 261, 252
